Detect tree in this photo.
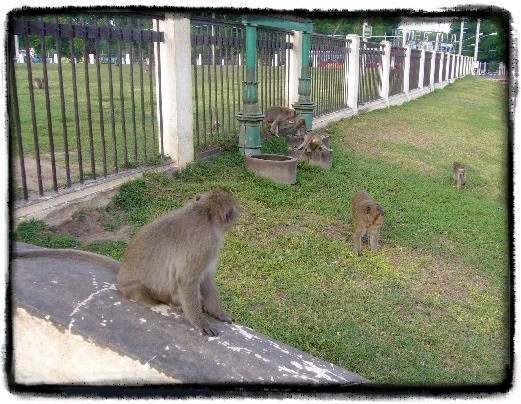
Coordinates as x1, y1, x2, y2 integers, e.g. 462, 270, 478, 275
449, 15, 508, 62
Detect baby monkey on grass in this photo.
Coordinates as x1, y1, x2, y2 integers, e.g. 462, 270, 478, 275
350, 190, 385, 256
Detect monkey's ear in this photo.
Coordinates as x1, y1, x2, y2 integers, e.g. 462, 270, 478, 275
365, 205, 372, 214
195, 194, 202, 201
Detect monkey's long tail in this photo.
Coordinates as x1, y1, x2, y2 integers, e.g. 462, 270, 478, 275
13, 249, 121, 272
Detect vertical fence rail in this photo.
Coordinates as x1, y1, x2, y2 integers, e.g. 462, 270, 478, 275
409, 49, 421, 89
423, 51, 432, 87
389, 47, 406, 96
310, 34, 349, 117
9, 13, 165, 202
358, 41, 384, 104
190, 19, 245, 155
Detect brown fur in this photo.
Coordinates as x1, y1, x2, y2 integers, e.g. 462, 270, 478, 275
453, 162, 467, 190
117, 188, 240, 337
264, 106, 304, 137
297, 133, 330, 153
30, 77, 46, 89
350, 190, 385, 256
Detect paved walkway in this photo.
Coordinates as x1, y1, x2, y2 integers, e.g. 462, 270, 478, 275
11, 242, 369, 386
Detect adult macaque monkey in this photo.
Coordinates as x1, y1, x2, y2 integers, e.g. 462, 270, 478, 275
264, 106, 305, 137
350, 190, 385, 256
452, 162, 467, 190
117, 187, 241, 337
30, 77, 46, 89
296, 133, 331, 154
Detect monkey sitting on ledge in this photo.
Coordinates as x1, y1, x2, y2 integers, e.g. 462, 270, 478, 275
117, 187, 241, 337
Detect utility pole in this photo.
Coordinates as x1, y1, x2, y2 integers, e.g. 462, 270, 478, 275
458, 18, 465, 55
473, 18, 481, 73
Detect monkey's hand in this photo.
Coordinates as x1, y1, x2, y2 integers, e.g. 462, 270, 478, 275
201, 323, 219, 337
207, 309, 234, 323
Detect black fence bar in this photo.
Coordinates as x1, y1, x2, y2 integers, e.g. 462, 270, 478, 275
94, 16, 108, 176
310, 34, 348, 117
22, 18, 44, 196
409, 49, 421, 90
423, 51, 432, 87
389, 47, 405, 96
8, 34, 28, 200
358, 41, 384, 104
54, 16, 71, 187
69, 15, 84, 184
106, 18, 118, 173
9, 13, 165, 201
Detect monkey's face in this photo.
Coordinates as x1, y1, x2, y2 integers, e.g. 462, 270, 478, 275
295, 118, 306, 130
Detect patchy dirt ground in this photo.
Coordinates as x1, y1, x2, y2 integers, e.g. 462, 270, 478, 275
55, 210, 133, 244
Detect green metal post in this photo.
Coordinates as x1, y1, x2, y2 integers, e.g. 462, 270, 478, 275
292, 31, 315, 132
237, 22, 264, 156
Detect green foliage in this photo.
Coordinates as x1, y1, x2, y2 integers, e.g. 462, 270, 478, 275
261, 136, 289, 155
82, 239, 127, 261
13, 220, 79, 249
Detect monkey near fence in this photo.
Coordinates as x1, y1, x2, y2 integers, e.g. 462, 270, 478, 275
350, 190, 385, 256
452, 162, 467, 190
117, 188, 241, 337
264, 106, 305, 137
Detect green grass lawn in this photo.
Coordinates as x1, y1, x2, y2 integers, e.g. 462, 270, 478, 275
13, 75, 510, 386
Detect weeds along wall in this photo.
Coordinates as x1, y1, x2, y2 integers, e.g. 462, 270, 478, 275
8, 11, 475, 209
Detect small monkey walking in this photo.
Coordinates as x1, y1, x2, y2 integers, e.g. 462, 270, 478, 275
452, 162, 467, 190
350, 190, 385, 256
117, 188, 241, 337
30, 77, 46, 89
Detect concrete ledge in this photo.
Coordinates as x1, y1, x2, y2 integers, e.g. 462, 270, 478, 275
11, 242, 370, 386
13, 162, 178, 227
312, 107, 355, 130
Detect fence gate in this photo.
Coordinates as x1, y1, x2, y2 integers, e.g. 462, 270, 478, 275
8, 12, 165, 202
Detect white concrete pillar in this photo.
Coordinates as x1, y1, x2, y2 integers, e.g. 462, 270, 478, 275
126, 53, 131, 65
346, 34, 360, 112
444, 52, 450, 81
197, 54, 202, 66
89, 53, 95, 64
380, 40, 391, 100
53, 54, 58, 63
17, 54, 24, 63
429, 50, 435, 86
154, 13, 194, 168
274, 53, 278, 67
418, 48, 425, 88
403, 45, 411, 93
451, 53, 456, 79
287, 30, 302, 107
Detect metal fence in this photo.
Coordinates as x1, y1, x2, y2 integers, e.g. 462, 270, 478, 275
423, 51, 432, 87
445, 55, 452, 80
310, 34, 349, 116
433, 52, 441, 84
257, 27, 292, 116
190, 18, 244, 156
409, 49, 421, 90
8, 13, 164, 201
190, 19, 292, 155
389, 47, 405, 96
358, 41, 384, 104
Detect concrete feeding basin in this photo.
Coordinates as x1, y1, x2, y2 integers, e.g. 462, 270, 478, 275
245, 154, 297, 185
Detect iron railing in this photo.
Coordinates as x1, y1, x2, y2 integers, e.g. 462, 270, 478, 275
423, 51, 432, 87
8, 13, 164, 201
310, 34, 349, 116
190, 19, 292, 155
409, 49, 421, 90
358, 41, 384, 104
389, 47, 405, 96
